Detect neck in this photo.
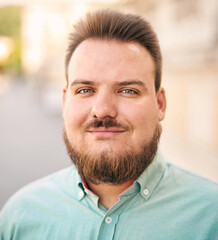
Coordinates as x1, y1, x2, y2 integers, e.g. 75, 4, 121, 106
87, 180, 134, 210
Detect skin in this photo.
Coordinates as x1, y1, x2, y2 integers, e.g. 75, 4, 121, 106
62, 39, 166, 209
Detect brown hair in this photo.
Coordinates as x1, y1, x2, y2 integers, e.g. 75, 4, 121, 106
65, 9, 162, 91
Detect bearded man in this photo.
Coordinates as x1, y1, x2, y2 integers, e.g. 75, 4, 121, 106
0, 9, 217, 240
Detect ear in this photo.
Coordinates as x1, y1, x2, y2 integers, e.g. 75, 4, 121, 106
62, 86, 67, 117
156, 87, 166, 121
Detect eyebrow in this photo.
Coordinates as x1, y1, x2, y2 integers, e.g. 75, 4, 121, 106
114, 80, 148, 92
70, 79, 96, 86
114, 80, 146, 87
70, 79, 147, 90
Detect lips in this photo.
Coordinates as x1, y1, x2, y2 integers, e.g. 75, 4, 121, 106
87, 127, 127, 137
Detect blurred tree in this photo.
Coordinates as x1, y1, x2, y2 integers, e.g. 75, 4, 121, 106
0, 6, 22, 73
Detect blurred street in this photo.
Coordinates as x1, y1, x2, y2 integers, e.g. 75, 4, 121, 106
0, 76, 70, 208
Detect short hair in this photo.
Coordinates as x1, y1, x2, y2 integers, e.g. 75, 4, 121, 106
65, 9, 162, 91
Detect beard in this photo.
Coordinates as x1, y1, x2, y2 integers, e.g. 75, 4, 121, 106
63, 119, 162, 185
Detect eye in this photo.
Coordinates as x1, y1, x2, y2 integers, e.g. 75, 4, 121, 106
120, 89, 138, 95
77, 88, 95, 94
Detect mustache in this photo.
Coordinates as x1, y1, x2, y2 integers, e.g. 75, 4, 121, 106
83, 118, 130, 131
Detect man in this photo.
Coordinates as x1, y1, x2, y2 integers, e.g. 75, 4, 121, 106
0, 9, 217, 240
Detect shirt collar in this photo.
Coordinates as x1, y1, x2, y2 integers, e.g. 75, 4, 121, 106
67, 166, 85, 201
136, 150, 166, 200
74, 150, 166, 201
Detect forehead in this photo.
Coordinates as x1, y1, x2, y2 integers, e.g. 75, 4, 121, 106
71, 39, 154, 64
68, 39, 155, 84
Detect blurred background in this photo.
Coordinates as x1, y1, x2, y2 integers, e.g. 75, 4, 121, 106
0, 0, 218, 208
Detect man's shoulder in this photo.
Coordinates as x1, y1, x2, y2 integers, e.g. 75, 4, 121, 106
164, 161, 218, 200
0, 166, 79, 222
10, 165, 78, 198
0, 166, 83, 237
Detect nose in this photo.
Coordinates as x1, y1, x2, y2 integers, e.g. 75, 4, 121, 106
91, 90, 118, 119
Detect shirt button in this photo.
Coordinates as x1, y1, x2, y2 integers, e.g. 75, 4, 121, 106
143, 189, 149, 195
105, 217, 112, 224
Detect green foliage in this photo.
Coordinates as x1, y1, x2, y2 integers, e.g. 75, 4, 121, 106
0, 6, 22, 73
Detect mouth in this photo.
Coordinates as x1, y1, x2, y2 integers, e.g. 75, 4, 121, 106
87, 127, 127, 138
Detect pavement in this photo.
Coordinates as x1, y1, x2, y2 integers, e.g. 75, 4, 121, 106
0, 76, 70, 208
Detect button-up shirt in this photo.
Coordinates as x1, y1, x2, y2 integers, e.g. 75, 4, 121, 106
0, 152, 218, 240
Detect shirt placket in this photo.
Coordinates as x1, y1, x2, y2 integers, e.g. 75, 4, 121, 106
96, 186, 140, 240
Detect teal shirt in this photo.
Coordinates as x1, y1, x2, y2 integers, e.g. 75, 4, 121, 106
0, 152, 218, 240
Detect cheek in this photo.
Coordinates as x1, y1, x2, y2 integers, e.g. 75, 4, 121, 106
121, 99, 158, 124
64, 99, 90, 129
120, 100, 159, 139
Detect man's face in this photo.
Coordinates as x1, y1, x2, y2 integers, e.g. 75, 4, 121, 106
62, 39, 166, 184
